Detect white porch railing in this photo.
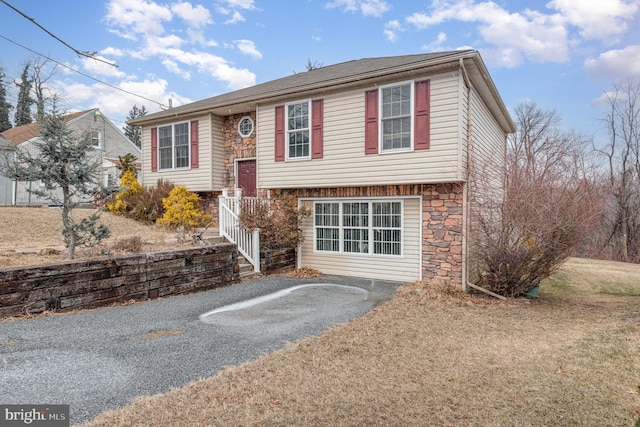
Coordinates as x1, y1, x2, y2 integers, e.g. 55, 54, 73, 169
219, 189, 260, 273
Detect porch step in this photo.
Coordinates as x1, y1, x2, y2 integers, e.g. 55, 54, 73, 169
237, 253, 258, 278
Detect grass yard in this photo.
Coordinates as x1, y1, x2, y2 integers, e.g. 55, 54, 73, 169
80, 258, 640, 427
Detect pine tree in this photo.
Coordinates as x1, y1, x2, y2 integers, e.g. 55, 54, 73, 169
0, 107, 115, 259
14, 64, 34, 126
123, 104, 147, 148
0, 66, 12, 132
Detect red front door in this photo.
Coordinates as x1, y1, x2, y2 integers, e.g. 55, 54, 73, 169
237, 159, 256, 197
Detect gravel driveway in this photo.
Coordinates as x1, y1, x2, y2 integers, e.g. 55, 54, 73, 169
0, 275, 401, 424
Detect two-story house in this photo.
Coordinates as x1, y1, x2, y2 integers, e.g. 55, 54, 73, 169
129, 50, 515, 288
1, 108, 141, 205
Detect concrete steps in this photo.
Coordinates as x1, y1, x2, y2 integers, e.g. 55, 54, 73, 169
197, 226, 257, 278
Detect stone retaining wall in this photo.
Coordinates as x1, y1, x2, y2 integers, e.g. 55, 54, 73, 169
260, 247, 296, 274
0, 244, 239, 319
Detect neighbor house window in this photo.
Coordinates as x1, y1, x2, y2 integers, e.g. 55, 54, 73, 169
91, 131, 101, 147
286, 100, 310, 159
381, 82, 412, 151
314, 200, 402, 256
158, 122, 189, 170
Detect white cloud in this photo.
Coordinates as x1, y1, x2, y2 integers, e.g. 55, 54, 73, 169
584, 45, 640, 79
421, 32, 448, 52
103, 0, 256, 91
80, 56, 129, 79
234, 40, 262, 59
225, 11, 245, 24
161, 48, 256, 89
171, 2, 213, 28
384, 19, 403, 42
219, 0, 255, 10
162, 59, 192, 79
100, 47, 126, 57
325, 0, 391, 17
547, 0, 639, 41
215, 0, 255, 24
361, 0, 391, 17
105, 0, 172, 36
406, 1, 570, 67
49, 77, 189, 122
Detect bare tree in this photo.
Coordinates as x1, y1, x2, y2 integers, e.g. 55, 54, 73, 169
469, 101, 603, 296
30, 57, 57, 122
595, 79, 640, 263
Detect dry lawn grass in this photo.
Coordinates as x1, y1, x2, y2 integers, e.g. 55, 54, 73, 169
0, 206, 182, 268
80, 258, 640, 427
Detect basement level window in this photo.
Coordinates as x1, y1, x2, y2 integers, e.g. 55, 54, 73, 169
238, 116, 254, 138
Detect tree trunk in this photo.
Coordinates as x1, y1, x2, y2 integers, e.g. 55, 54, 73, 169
61, 187, 76, 259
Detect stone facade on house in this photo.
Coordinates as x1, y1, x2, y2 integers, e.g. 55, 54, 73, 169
271, 183, 465, 288
223, 113, 256, 189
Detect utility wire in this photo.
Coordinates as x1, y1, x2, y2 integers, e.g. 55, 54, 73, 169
0, 33, 169, 110
0, 0, 118, 68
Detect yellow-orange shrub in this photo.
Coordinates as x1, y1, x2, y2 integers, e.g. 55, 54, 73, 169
156, 186, 211, 230
107, 169, 142, 214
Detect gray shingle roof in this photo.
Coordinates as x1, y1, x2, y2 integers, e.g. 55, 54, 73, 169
130, 51, 474, 124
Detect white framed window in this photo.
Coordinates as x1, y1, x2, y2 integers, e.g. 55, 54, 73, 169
314, 200, 403, 256
91, 131, 101, 147
380, 81, 413, 152
238, 116, 254, 138
286, 100, 310, 159
158, 122, 190, 170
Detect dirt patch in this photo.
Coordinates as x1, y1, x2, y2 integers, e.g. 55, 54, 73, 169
0, 207, 188, 269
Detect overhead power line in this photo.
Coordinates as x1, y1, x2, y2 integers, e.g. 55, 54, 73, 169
0, 0, 118, 68
0, 33, 169, 110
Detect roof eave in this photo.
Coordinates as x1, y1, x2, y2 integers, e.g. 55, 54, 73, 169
129, 51, 479, 126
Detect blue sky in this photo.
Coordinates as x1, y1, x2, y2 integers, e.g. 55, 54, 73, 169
1, 0, 639, 145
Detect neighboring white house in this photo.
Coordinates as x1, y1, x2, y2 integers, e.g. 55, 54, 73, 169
0, 108, 141, 205
0, 135, 15, 205
129, 50, 515, 287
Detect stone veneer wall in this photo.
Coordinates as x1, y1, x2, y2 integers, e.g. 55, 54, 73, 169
223, 112, 257, 189
279, 183, 465, 288
199, 112, 257, 217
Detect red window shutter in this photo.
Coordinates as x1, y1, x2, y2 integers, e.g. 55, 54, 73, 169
274, 105, 285, 162
190, 120, 199, 168
151, 127, 158, 172
414, 79, 430, 150
312, 99, 323, 159
364, 89, 379, 154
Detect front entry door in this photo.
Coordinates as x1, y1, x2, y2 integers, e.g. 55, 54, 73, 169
237, 159, 256, 197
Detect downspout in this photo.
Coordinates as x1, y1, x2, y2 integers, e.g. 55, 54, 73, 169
460, 58, 472, 293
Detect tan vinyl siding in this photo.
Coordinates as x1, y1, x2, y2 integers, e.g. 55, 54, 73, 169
258, 73, 462, 189
468, 87, 507, 193
141, 115, 215, 191
210, 114, 225, 190
298, 197, 422, 282
458, 73, 470, 180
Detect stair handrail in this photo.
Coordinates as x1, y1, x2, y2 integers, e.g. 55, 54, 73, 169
219, 189, 260, 273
